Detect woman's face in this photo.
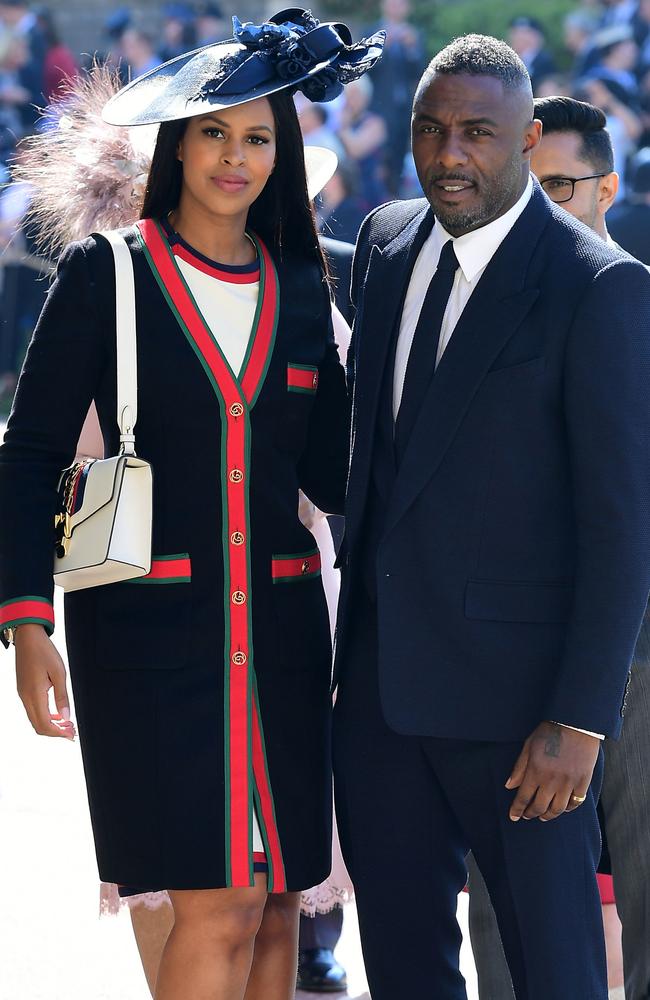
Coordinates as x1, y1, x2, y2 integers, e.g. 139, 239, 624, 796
177, 96, 277, 222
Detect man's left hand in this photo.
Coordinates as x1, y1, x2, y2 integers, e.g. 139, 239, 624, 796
506, 722, 600, 823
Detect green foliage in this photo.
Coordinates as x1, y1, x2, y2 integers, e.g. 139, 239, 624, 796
319, 0, 576, 64
422, 0, 576, 57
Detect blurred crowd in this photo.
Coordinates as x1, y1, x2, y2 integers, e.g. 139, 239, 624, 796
4, 0, 650, 405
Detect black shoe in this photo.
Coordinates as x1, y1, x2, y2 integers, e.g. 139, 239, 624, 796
297, 947, 348, 993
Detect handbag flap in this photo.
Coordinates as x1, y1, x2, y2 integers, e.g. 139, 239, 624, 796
67, 455, 127, 532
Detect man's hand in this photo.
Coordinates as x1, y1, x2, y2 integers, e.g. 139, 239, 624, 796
506, 722, 600, 823
15, 625, 76, 740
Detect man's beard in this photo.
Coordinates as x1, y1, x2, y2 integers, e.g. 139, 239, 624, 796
575, 191, 600, 232
426, 153, 524, 235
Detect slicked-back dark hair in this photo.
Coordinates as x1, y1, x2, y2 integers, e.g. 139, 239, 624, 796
417, 33, 532, 102
534, 96, 614, 173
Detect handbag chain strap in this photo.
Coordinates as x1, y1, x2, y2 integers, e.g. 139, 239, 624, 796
99, 230, 138, 456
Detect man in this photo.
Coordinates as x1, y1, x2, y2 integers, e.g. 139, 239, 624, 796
589, 24, 639, 101
468, 95, 650, 1000
368, 0, 426, 195
508, 16, 556, 93
0, 0, 44, 126
609, 147, 650, 264
564, 10, 599, 79
333, 35, 650, 1000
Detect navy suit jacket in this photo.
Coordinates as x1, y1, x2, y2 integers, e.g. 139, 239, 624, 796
335, 181, 650, 741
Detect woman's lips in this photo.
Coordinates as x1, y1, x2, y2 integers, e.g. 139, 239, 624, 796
212, 176, 249, 192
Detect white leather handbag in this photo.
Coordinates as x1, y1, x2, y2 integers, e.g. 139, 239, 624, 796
53, 231, 153, 592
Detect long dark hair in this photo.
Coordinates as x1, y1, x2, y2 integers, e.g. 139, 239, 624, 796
140, 89, 327, 276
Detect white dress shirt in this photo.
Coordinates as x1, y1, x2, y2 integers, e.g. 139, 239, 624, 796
391, 177, 604, 740
393, 178, 533, 421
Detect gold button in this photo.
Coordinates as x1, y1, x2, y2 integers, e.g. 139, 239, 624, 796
230, 402, 244, 417
229, 469, 244, 484
231, 531, 245, 546
232, 590, 246, 605
301, 560, 310, 574
232, 651, 247, 666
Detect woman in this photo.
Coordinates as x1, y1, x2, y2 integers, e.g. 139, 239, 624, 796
0, 11, 384, 999
336, 75, 388, 210
34, 7, 78, 102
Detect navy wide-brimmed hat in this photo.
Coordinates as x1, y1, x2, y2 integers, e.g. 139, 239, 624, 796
103, 7, 386, 128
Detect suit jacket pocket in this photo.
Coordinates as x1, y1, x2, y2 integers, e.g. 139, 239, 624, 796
95, 577, 191, 670
485, 356, 546, 378
465, 578, 573, 623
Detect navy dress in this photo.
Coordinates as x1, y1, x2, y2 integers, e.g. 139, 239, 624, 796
0, 220, 350, 894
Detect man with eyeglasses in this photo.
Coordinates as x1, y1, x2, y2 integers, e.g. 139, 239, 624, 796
533, 96, 619, 236
466, 95, 650, 1000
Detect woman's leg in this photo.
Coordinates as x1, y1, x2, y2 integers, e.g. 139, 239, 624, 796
129, 900, 174, 997
244, 891, 301, 1000
602, 902, 624, 990
154, 878, 268, 1000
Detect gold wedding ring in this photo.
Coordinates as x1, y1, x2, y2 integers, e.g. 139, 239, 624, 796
570, 794, 586, 805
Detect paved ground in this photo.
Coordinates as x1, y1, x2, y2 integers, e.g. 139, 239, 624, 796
0, 588, 481, 1000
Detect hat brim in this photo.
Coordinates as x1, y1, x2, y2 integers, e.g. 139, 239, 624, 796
304, 145, 338, 201
103, 38, 336, 127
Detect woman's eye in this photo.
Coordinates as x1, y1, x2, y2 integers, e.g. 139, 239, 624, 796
247, 135, 269, 145
203, 127, 224, 138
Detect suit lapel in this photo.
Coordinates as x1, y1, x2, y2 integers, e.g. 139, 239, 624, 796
384, 184, 549, 537
347, 203, 434, 526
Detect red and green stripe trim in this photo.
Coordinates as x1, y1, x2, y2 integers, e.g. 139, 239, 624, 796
128, 554, 191, 584
136, 218, 285, 891
251, 677, 286, 892
272, 548, 321, 584
287, 363, 319, 395
0, 596, 54, 634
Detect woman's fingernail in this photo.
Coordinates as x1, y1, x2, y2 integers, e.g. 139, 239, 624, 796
61, 707, 71, 722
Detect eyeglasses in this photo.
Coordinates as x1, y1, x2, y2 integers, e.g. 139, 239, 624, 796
540, 173, 608, 203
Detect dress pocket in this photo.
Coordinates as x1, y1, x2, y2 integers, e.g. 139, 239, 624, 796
95, 555, 192, 669
287, 363, 319, 395
271, 548, 321, 583
126, 553, 192, 584
270, 550, 331, 673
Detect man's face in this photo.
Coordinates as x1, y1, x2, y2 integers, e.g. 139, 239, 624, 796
411, 72, 540, 236
531, 130, 608, 231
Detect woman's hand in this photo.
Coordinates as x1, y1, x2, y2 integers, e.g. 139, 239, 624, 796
15, 625, 76, 740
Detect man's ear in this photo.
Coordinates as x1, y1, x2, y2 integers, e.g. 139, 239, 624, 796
598, 170, 619, 215
523, 119, 543, 158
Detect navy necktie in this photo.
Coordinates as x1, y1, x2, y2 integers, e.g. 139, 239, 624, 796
394, 239, 459, 464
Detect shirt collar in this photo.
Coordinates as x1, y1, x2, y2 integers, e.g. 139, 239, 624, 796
432, 177, 533, 284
